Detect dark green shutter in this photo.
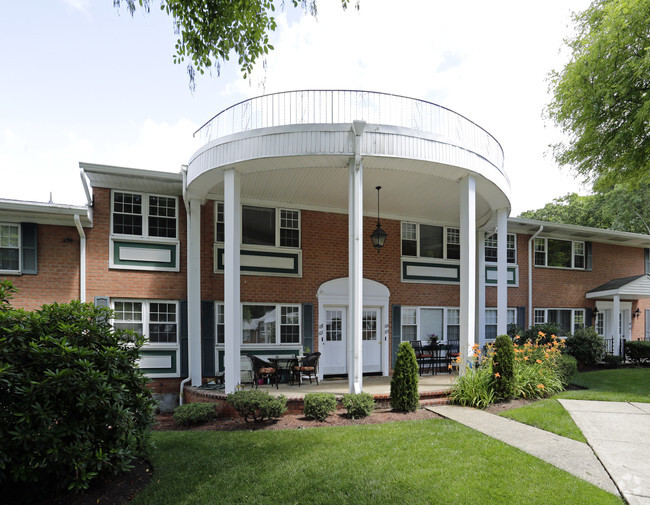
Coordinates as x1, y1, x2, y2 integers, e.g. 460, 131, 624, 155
645, 249, 650, 275
302, 303, 313, 353
201, 301, 215, 376
392, 305, 401, 367
585, 308, 593, 328
180, 301, 188, 377
585, 242, 593, 271
517, 306, 526, 330
94, 296, 110, 323
21, 223, 37, 274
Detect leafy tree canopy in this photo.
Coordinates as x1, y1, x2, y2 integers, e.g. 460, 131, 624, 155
546, 0, 650, 187
114, 0, 357, 88
519, 182, 650, 234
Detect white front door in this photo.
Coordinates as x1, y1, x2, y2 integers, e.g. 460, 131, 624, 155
320, 308, 347, 375
362, 308, 381, 373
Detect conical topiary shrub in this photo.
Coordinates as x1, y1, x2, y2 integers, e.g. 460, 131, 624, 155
492, 334, 515, 400
390, 341, 420, 412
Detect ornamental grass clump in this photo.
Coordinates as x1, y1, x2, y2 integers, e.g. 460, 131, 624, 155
492, 335, 515, 400
303, 393, 337, 421
342, 392, 375, 419
390, 342, 419, 412
226, 390, 287, 422
173, 402, 217, 426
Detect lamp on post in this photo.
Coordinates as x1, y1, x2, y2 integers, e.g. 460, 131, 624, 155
370, 186, 387, 253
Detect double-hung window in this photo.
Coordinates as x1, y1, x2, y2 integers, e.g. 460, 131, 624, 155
113, 300, 178, 344
112, 191, 177, 239
401, 222, 460, 260
534, 238, 585, 269
533, 308, 585, 335
401, 307, 459, 342
485, 233, 516, 263
0, 224, 20, 273
484, 308, 516, 341
217, 303, 300, 345
215, 203, 300, 248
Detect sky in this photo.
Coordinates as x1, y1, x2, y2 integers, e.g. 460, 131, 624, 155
0, 0, 593, 215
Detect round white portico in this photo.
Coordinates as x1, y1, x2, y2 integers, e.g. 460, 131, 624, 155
183, 90, 512, 394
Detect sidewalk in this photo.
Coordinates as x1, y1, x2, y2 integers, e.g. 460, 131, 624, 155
559, 400, 650, 505
428, 404, 619, 496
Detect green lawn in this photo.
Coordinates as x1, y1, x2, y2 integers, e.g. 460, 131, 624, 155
501, 368, 650, 442
132, 419, 621, 505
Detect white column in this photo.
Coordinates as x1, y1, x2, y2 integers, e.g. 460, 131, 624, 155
348, 157, 363, 394
188, 198, 203, 386
460, 175, 476, 376
496, 208, 508, 336
613, 295, 621, 356
476, 230, 486, 348
224, 169, 242, 394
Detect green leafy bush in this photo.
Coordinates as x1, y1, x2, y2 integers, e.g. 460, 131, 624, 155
492, 335, 515, 400
555, 354, 578, 386
512, 323, 563, 344
565, 327, 606, 366
513, 360, 563, 399
226, 390, 287, 422
174, 402, 217, 426
602, 354, 624, 368
342, 392, 375, 419
390, 342, 419, 412
0, 299, 155, 502
449, 365, 495, 408
624, 340, 650, 365
303, 393, 337, 421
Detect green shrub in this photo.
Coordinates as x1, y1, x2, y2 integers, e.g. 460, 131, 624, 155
0, 299, 155, 502
449, 366, 495, 408
602, 354, 624, 369
173, 402, 217, 426
555, 354, 578, 386
492, 335, 515, 400
303, 393, 337, 421
514, 323, 563, 344
390, 342, 420, 412
624, 340, 650, 365
226, 390, 287, 422
342, 392, 375, 419
565, 327, 606, 366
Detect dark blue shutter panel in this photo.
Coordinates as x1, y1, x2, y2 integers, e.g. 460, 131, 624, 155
517, 306, 526, 330
392, 305, 401, 367
180, 301, 188, 377
302, 303, 313, 353
585, 308, 593, 328
21, 223, 37, 274
201, 301, 215, 376
585, 242, 593, 271
94, 296, 110, 323
645, 249, 650, 275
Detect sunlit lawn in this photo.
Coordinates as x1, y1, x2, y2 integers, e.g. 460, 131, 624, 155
132, 419, 622, 505
501, 368, 650, 442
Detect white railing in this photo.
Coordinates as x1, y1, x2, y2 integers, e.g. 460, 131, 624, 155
194, 89, 504, 171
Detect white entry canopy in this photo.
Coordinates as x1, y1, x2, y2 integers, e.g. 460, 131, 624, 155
586, 274, 650, 300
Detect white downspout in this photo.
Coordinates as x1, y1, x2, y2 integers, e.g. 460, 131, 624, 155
73, 214, 86, 303
528, 226, 544, 327
179, 166, 191, 405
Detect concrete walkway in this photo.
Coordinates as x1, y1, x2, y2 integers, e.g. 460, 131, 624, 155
428, 404, 620, 496
559, 400, 650, 505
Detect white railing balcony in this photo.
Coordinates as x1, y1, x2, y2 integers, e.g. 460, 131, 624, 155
194, 90, 504, 172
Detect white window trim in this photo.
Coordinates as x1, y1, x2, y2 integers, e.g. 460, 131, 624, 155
0, 222, 21, 275
400, 306, 460, 342
533, 237, 585, 270
485, 232, 517, 264
215, 202, 301, 249
484, 307, 517, 341
215, 302, 302, 348
110, 190, 179, 242
400, 222, 460, 261
533, 308, 586, 335
111, 299, 180, 348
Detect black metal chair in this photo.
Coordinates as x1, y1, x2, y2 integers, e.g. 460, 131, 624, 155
248, 355, 278, 389
293, 352, 320, 386
430, 343, 452, 375
409, 340, 431, 375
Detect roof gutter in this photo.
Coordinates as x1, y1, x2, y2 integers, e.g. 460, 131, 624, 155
528, 225, 544, 327
179, 166, 191, 405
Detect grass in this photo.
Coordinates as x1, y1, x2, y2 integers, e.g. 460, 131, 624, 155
132, 419, 622, 505
501, 368, 650, 442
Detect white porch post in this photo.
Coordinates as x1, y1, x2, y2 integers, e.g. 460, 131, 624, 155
613, 295, 621, 356
224, 168, 242, 394
348, 121, 365, 394
188, 197, 203, 386
496, 208, 508, 336
460, 175, 476, 376
476, 230, 486, 348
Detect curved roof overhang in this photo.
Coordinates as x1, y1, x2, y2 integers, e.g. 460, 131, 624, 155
187, 122, 511, 229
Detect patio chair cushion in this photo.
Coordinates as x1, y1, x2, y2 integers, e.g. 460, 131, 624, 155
294, 366, 315, 372
259, 367, 275, 374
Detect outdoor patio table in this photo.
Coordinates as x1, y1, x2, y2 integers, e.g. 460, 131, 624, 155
268, 356, 299, 384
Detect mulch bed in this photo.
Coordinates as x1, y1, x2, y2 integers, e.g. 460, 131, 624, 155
35, 400, 537, 505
